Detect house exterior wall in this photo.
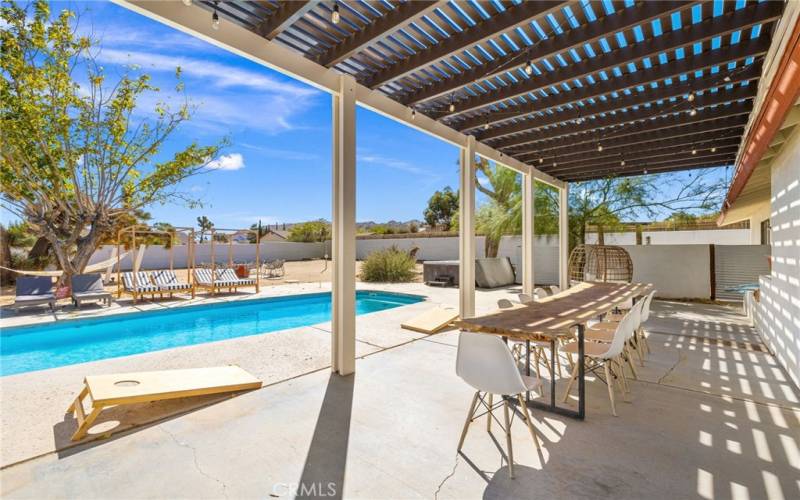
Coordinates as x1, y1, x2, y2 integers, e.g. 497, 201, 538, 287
755, 125, 800, 388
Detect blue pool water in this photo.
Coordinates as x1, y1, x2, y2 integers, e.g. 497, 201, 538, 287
0, 291, 423, 376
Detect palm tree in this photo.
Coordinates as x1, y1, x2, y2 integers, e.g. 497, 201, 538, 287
197, 216, 214, 242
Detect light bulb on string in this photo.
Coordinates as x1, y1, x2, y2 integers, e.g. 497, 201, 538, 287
211, 9, 220, 30
484, 121, 489, 131
524, 60, 533, 75
689, 108, 697, 117
181, 0, 192, 6
597, 143, 603, 152
332, 3, 340, 24
686, 93, 695, 102
711, 146, 716, 153
411, 108, 416, 119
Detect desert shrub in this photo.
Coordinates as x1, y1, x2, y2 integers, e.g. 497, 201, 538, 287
360, 246, 416, 282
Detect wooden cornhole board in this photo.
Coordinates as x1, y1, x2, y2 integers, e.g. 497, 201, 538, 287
67, 366, 262, 441
401, 307, 459, 334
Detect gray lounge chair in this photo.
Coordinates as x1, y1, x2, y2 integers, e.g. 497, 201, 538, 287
10, 276, 57, 311
71, 273, 112, 308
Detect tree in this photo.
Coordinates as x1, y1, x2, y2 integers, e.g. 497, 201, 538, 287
0, 1, 224, 283
537, 171, 726, 249
435, 156, 727, 256
247, 223, 269, 243
423, 187, 459, 231
197, 216, 214, 242
287, 221, 330, 242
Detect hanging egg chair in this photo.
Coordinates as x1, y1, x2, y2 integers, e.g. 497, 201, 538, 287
568, 244, 633, 286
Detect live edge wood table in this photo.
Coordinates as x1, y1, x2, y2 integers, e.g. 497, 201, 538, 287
455, 281, 653, 420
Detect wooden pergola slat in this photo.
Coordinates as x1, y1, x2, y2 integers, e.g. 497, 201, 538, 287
475, 63, 761, 140
442, 3, 779, 119
317, 1, 442, 67
543, 140, 741, 175
493, 85, 756, 150
508, 114, 749, 159
364, 1, 566, 89
564, 155, 736, 181
400, 0, 685, 106
257, 0, 315, 39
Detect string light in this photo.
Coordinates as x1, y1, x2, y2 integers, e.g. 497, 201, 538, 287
332, 3, 340, 24
686, 92, 695, 102
724, 75, 731, 82
689, 108, 697, 117
620, 159, 625, 167
711, 146, 716, 153
211, 4, 220, 30
524, 60, 533, 75
449, 94, 455, 113
484, 121, 490, 131
597, 143, 603, 152
692, 147, 697, 155
181, 0, 192, 6
411, 108, 416, 119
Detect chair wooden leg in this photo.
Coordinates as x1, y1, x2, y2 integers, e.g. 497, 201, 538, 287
562, 359, 581, 403
458, 391, 480, 451
503, 400, 514, 478
641, 329, 651, 354
604, 362, 617, 416
486, 393, 493, 432
533, 349, 542, 378
517, 395, 540, 449
624, 345, 639, 380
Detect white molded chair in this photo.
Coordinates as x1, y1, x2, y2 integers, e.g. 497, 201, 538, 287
517, 293, 535, 304
637, 290, 656, 355
561, 309, 637, 416
456, 331, 542, 478
584, 299, 646, 377
548, 285, 561, 295
498, 300, 560, 377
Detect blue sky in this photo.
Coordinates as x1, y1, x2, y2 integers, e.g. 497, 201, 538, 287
54, 0, 462, 229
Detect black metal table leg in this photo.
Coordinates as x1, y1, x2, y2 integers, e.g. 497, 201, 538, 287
525, 339, 531, 402
578, 323, 586, 419
550, 338, 556, 408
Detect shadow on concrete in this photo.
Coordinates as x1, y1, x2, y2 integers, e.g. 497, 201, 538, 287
52, 392, 243, 461
296, 373, 355, 500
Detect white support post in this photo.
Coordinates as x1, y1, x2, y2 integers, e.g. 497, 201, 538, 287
559, 183, 570, 290
459, 136, 476, 318
331, 75, 357, 375
522, 173, 536, 296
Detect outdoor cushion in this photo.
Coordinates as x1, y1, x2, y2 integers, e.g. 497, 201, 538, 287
71, 274, 105, 293
475, 257, 516, 289
151, 270, 192, 291
122, 272, 159, 292
15, 276, 54, 296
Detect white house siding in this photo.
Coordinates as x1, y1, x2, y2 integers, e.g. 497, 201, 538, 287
755, 125, 800, 389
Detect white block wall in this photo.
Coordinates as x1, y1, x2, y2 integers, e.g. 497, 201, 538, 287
623, 245, 712, 299
755, 125, 800, 389
585, 228, 750, 245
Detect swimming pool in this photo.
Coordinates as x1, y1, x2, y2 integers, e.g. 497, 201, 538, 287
0, 291, 424, 376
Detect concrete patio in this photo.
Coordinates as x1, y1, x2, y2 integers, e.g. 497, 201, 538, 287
2, 297, 797, 499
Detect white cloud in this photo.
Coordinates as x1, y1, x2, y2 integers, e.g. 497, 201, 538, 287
359, 153, 438, 178
239, 143, 320, 161
95, 48, 316, 98
207, 153, 245, 171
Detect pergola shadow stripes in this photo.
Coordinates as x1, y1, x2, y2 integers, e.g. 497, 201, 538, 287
193, 0, 783, 181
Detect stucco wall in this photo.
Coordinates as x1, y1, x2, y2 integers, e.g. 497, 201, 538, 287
623, 245, 712, 299
755, 125, 800, 389
585, 229, 750, 245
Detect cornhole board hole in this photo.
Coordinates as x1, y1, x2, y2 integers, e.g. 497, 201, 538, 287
401, 307, 459, 334
67, 366, 262, 441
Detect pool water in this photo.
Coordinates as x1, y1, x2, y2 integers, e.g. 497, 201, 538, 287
0, 291, 424, 376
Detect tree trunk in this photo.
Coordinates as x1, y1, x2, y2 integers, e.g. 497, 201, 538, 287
597, 225, 605, 245
0, 225, 12, 285
27, 237, 51, 268
485, 236, 500, 258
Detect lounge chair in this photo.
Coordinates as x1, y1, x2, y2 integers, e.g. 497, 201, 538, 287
121, 271, 160, 302
67, 366, 262, 441
9, 276, 56, 311
71, 274, 112, 308
193, 268, 257, 295
151, 270, 195, 298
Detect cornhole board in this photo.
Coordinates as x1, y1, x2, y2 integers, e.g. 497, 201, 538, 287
67, 366, 262, 441
401, 307, 459, 334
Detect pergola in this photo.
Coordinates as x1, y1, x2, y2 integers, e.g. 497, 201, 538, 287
115, 0, 786, 376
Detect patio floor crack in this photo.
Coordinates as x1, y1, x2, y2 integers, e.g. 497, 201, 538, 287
657, 351, 684, 385
160, 426, 229, 499
434, 454, 460, 500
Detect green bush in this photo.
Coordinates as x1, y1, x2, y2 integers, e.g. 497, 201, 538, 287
360, 246, 416, 282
